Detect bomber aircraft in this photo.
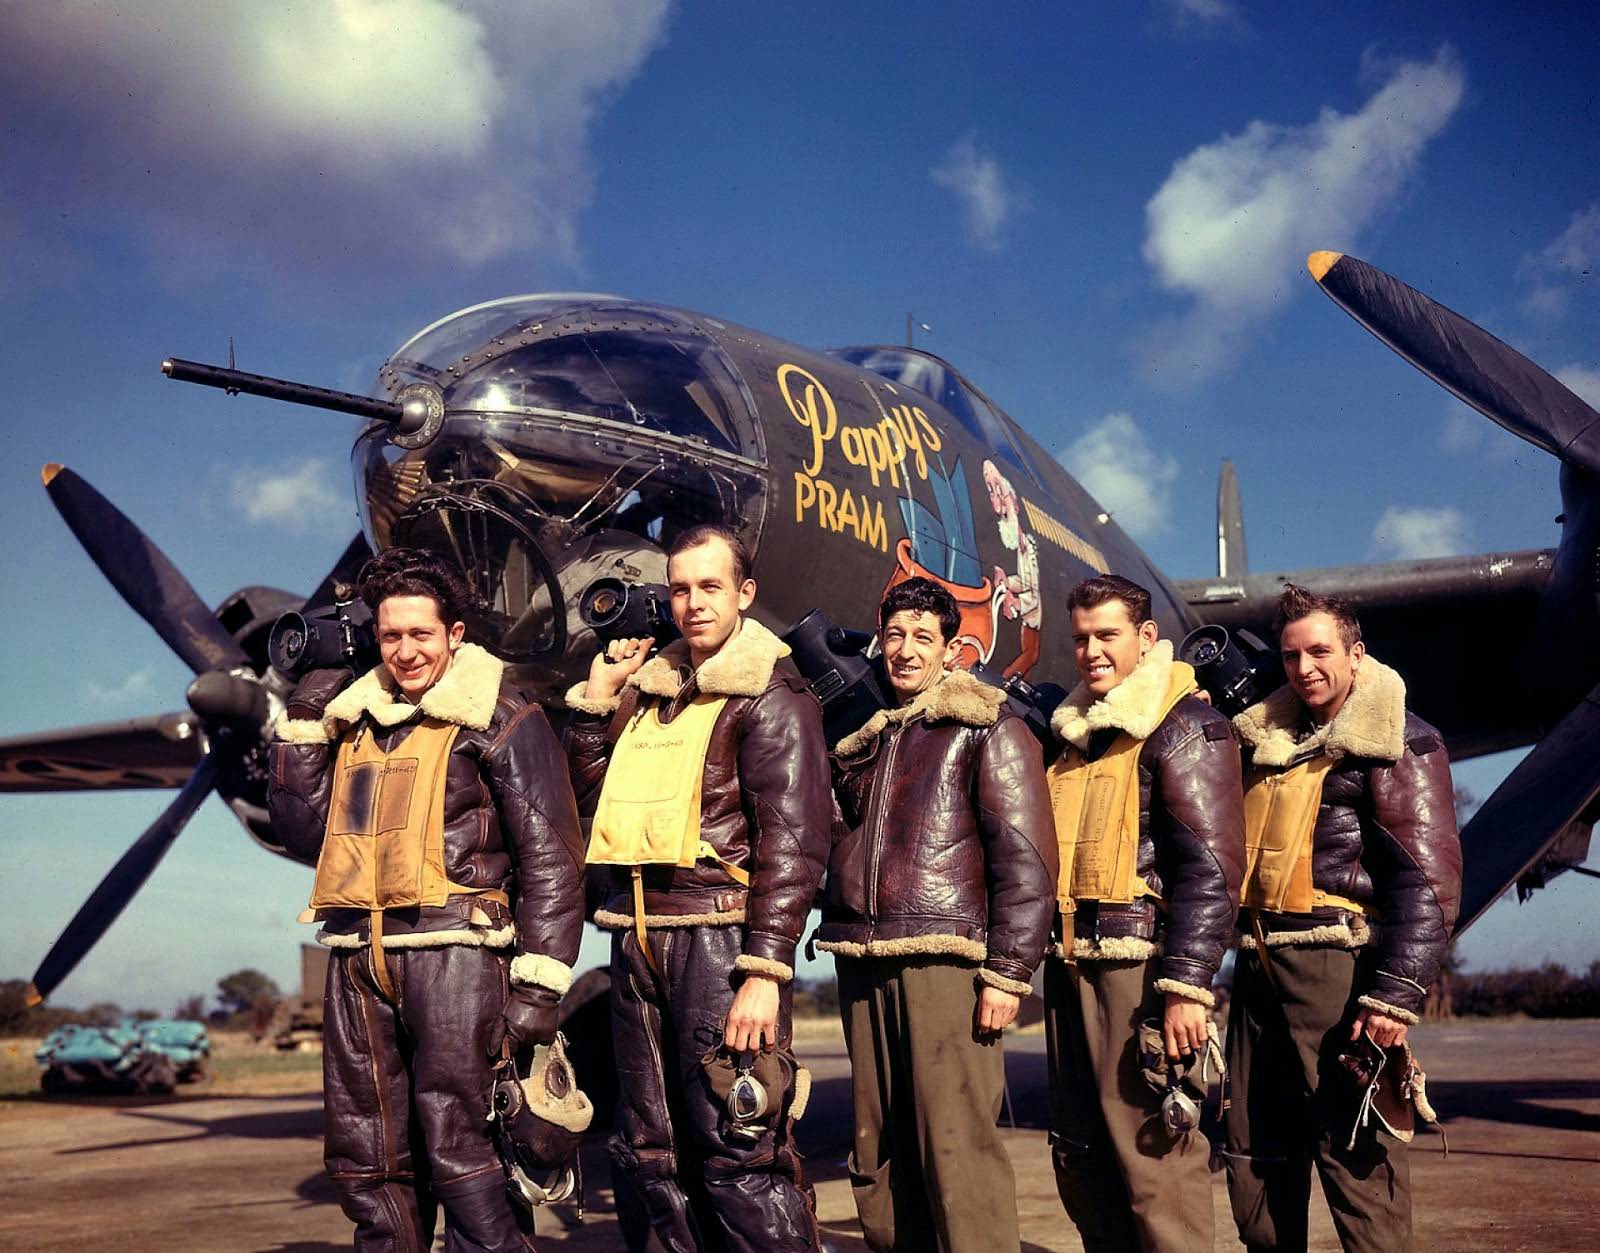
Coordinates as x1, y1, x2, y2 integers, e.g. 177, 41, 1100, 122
2, 251, 1595, 1010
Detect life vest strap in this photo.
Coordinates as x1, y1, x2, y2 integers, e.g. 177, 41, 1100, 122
632, 869, 661, 977
368, 908, 398, 1003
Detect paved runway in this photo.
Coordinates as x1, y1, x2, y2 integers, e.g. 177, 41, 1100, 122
4, 1017, 1598, 1251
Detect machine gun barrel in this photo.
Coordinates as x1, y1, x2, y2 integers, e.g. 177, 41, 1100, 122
160, 357, 405, 423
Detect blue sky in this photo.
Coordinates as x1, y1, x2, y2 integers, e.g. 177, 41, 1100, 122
2, 0, 1596, 1011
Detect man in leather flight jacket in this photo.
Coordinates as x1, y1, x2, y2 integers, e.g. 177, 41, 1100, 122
1045, 574, 1245, 1253
564, 524, 831, 1253
1224, 584, 1461, 1253
269, 548, 586, 1252
817, 577, 1056, 1253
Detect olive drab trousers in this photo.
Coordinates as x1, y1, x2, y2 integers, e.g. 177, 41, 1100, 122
835, 956, 1021, 1253
1044, 956, 1214, 1253
1224, 945, 1413, 1253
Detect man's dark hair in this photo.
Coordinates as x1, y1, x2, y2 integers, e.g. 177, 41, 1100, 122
879, 577, 961, 643
358, 547, 472, 625
667, 523, 751, 584
1276, 583, 1361, 650
1066, 574, 1152, 626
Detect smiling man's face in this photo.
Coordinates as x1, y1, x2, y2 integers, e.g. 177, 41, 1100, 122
377, 594, 464, 700
1070, 599, 1156, 697
1280, 611, 1364, 723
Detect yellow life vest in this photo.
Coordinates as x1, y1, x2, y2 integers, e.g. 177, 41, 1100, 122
1046, 662, 1195, 916
307, 716, 509, 1003
311, 718, 465, 911
589, 694, 736, 875
1240, 754, 1364, 915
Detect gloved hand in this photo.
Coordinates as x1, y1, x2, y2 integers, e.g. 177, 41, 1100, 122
285, 668, 355, 721
491, 984, 561, 1063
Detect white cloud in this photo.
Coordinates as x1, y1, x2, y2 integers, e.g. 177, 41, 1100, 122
1372, 505, 1469, 560
1140, 46, 1464, 382
1555, 364, 1600, 410
1439, 398, 1522, 461
232, 460, 351, 533
1160, 0, 1240, 25
0, 0, 669, 275
930, 135, 1022, 252
82, 667, 155, 707
1057, 412, 1179, 539
1518, 203, 1598, 322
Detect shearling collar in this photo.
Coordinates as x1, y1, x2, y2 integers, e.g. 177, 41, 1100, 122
322, 642, 505, 734
629, 617, 789, 701
1049, 639, 1194, 751
1233, 654, 1406, 767
835, 667, 1005, 757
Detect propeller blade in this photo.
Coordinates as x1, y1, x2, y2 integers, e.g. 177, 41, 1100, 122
25, 751, 222, 1005
1455, 681, 1600, 933
1307, 251, 1600, 478
42, 464, 250, 674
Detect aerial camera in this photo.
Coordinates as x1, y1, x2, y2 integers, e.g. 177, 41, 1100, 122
1177, 624, 1284, 718
578, 577, 679, 646
268, 591, 378, 678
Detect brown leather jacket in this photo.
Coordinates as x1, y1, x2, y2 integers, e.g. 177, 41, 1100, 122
563, 618, 832, 982
1049, 641, 1246, 1001
267, 643, 587, 997
817, 670, 1058, 992
1234, 657, 1462, 1021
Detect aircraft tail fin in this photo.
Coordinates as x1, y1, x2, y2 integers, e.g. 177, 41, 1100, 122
1217, 459, 1248, 579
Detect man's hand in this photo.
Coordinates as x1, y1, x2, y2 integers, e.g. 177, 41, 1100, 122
1351, 1006, 1409, 1049
583, 636, 654, 702
1163, 993, 1210, 1060
975, 987, 1020, 1037
723, 974, 780, 1052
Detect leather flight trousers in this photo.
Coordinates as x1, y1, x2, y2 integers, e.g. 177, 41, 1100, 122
322, 943, 536, 1252
607, 924, 820, 1253
836, 955, 1021, 1253
1044, 956, 1215, 1253
1224, 945, 1413, 1253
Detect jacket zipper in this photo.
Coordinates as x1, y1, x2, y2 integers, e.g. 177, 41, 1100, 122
864, 721, 907, 931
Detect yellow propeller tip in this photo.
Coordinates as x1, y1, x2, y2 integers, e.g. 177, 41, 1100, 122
1307, 251, 1343, 282
41, 463, 63, 486
23, 983, 43, 1008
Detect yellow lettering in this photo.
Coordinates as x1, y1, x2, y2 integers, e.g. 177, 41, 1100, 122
793, 471, 816, 522
912, 407, 943, 457
816, 477, 839, 532
860, 496, 888, 551
839, 424, 866, 476
777, 363, 836, 478
835, 486, 859, 535
876, 416, 906, 488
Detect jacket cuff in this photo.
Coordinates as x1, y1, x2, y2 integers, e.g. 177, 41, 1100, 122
978, 967, 1034, 998
734, 954, 794, 983
1159, 955, 1217, 992
274, 713, 336, 744
1153, 977, 1216, 1008
1357, 994, 1420, 1026
509, 952, 574, 996
1365, 968, 1429, 1018
564, 682, 622, 717
742, 929, 798, 973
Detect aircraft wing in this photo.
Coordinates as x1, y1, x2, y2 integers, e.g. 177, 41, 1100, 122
1176, 546, 1554, 761
0, 714, 202, 791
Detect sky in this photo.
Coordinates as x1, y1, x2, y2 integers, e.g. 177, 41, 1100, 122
2, 0, 1596, 1012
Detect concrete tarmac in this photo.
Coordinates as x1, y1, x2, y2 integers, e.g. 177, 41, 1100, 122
3, 1017, 1598, 1251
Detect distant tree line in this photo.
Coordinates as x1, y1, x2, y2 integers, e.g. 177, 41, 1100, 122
0, 968, 281, 1037
1445, 961, 1600, 1019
